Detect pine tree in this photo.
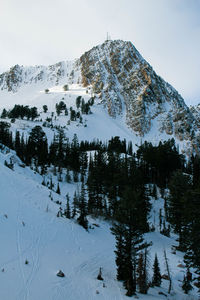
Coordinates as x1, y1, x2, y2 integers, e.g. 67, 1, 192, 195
111, 188, 149, 296
183, 189, 200, 269
15, 131, 21, 157
65, 168, 71, 183
137, 250, 149, 294
27, 126, 48, 166
42, 177, 46, 186
72, 191, 78, 218
1, 108, 7, 118
43, 105, 48, 113
49, 177, 54, 190
76, 96, 81, 109
97, 267, 103, 281
77, 183, 88, 230
182, 272, 193, 294
137, 253, 145, 293
168, 170, 191, 250
57, 130, 64, 165
58, 170, 62, 182
64, 194, 71, 219
152, 184, 157, 200
73, 170, 79, 182
113, 226, 126, 281
152, 254, 161, 287
56, 183, 60, 194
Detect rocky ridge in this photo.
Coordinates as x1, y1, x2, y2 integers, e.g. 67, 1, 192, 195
0, 61, 81, 92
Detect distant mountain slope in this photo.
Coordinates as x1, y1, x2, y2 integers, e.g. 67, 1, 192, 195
0, 61, 80, 92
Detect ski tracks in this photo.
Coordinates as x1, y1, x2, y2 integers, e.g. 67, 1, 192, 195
15, 190, 46, 300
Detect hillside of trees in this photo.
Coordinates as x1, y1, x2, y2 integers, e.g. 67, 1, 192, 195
0, 120, 199, 296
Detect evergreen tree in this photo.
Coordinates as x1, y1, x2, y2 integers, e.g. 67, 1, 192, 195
182, 271, 193, 294
77, 183, 88, 230
57, 130, 64, 165
72, 191, 78, 218
137, 249, 149, 294
167, 170, 191, 250
63, 84, 69, 91
56, 183, 61, 194
20, 133, 25, 162
97, 267, 103, 281
64, 108, 68, 116
73, 171, 79, 182
15, 131, 21, 157
64, 194, 71, 219
27, 126, 48, 165
65, 168, 71, 183
113, 225, 126, 281
152, 184, 157, 200
192, 155, 200, 187
49, 177, 54, 190
76, 96, 81, 109
49, 135, 57, 165
184, 188, 200, 269
1, 108, 7, 118
81, 98, 85, 114
152, 254, 161, 287
70, 109, 76, 121
43, 105, 48, 113
111, 188, 149, 296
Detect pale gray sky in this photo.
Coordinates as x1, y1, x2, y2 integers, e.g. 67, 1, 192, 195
0, 0, 200, 104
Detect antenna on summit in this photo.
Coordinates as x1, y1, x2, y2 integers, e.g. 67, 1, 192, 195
106, 32, 111, 41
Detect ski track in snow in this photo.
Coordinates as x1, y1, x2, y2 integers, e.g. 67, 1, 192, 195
16, 189, 42, 300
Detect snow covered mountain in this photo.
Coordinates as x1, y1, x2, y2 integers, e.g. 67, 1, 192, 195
0, 40, 199, 299
0, 39, 199, 155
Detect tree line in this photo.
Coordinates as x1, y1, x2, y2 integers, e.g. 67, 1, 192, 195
1, 105, 38, 121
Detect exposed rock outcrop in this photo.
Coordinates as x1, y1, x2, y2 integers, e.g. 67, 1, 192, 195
79, 40, 198, 144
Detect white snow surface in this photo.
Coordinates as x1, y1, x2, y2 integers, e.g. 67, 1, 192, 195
0, 149, 198, 299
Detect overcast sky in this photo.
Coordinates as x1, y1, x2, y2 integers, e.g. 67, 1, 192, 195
0, 0, 200, 104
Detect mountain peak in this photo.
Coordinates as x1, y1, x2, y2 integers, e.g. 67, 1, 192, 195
79, 40, 198, 151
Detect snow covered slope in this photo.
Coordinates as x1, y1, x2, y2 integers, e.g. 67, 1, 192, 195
0, 148, 198, 300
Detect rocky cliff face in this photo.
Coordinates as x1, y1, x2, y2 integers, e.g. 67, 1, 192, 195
79, 40, 198, 143
0, 39, 199, 154
0, 61, 80, 92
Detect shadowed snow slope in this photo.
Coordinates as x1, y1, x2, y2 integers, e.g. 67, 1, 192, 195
0, 151, 198, 299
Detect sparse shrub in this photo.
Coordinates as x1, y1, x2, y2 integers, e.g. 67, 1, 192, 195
63, 84, 69, 91
43, 105, 48, 113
